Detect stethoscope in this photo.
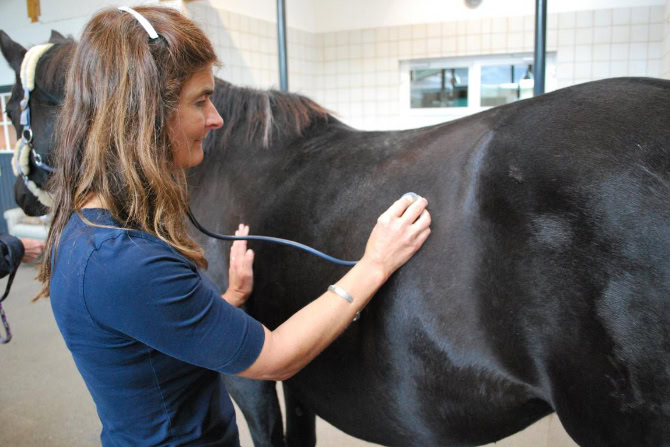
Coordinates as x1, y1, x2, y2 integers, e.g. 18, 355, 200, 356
186, 192, 420, 267
187, 207, 357, 266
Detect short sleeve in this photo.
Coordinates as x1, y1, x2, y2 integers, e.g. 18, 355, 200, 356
82, 232, 264, 374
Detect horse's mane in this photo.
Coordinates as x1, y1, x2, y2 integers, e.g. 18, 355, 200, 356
211, 79, 331, 150
37, 38, 76, 100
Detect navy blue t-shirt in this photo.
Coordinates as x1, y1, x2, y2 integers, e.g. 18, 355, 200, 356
50, 209, 265, 446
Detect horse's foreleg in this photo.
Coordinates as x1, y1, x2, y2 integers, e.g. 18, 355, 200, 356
283, 382, 316, 447
222, 375, 285, 447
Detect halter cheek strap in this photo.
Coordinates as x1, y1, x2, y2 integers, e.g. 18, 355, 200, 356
11, 43, 55, 209
118, 6, 160, 40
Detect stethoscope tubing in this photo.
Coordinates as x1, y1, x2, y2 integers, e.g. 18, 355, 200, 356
187, 208, 358, 266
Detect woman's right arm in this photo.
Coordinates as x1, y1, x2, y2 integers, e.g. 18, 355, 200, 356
237, 195, 431, 381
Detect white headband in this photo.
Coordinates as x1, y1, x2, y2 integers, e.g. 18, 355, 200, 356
118, 6, 159, 40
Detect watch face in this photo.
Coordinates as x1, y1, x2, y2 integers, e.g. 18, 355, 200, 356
465, 0, 483, 8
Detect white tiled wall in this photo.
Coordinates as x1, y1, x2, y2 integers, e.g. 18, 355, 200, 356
553, 7, 663, 87
185, 2, 317, 94
662, 0, 670, 78
185, 3, 666, 131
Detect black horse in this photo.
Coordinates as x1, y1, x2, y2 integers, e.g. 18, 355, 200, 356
2, 32, 669, 447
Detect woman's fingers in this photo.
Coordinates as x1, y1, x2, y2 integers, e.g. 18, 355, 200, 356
385, 194, 416, 218
411, 209, 431, 232
400, 197, 428, 225
234, 226, 253, 264
232, 225, 254, 263
382, 194, 428, 223
228, 224, 255, 305
244, 247, 255, 266
231, 224, 246, 260
240, 226, 254, 268
414, 227, 431, 248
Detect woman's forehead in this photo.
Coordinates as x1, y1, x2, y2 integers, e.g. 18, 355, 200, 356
182, 66, 215, 98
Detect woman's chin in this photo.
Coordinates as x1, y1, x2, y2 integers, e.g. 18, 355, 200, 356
189, 144, 204, 167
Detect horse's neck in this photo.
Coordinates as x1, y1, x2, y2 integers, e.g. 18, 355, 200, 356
212, 80, 331, 151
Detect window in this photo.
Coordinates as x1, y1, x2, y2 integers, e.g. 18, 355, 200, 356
1, 87, 17, 153
411, 68, 469, 108
401, 53, 556, 120
481, 63, 534, 107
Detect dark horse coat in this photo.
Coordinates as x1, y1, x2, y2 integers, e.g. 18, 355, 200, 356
2, 33, 669, 447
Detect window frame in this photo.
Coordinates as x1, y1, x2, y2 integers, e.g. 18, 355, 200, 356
1, 85, 16, 154
400, 53, 557, 120
410, 66, 471, 109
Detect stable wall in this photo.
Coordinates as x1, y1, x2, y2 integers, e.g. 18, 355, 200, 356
185, 1, 665, 130
0, 0, 180, 85
310, 0, 665, 32
663, 0, 670, 78
2, 1, 667, 130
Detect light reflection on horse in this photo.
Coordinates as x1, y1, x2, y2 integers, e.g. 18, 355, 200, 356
2, 32, 669, 447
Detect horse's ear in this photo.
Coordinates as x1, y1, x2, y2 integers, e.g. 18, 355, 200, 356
0, 30, 26, 74
49, 30, 67, 44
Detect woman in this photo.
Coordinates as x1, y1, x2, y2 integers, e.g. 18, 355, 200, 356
37, 6, 431, 446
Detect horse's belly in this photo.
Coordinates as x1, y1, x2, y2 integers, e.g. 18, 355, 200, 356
288, 363, 551, 446
287, 309, 552, 447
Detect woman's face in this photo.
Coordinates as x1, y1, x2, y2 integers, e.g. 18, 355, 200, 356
170, 65, 224, 169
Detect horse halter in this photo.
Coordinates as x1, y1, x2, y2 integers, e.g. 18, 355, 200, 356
1, 44, 56, 344
12, 6, 152, 206
11, 43, 56, 209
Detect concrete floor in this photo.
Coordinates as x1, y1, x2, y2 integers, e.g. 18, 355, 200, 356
1, 264, 578, 447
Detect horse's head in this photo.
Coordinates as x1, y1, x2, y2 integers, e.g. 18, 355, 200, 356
0, 30, 73, 216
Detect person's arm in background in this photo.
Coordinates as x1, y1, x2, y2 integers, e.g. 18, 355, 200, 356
19, 238, 45, 263
0, 235, 46, 279
0, 234, 25, 279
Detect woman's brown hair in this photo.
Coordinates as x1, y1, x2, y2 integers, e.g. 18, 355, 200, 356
37, 6, 217, 298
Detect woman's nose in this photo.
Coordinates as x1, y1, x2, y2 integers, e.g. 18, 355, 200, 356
207, 102, 224, 129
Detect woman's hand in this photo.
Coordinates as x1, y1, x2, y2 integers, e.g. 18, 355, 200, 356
222, 224, 255, 307
362, 194, 431, 280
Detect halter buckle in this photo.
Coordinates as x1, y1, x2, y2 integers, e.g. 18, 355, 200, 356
22, 127, 33, 144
